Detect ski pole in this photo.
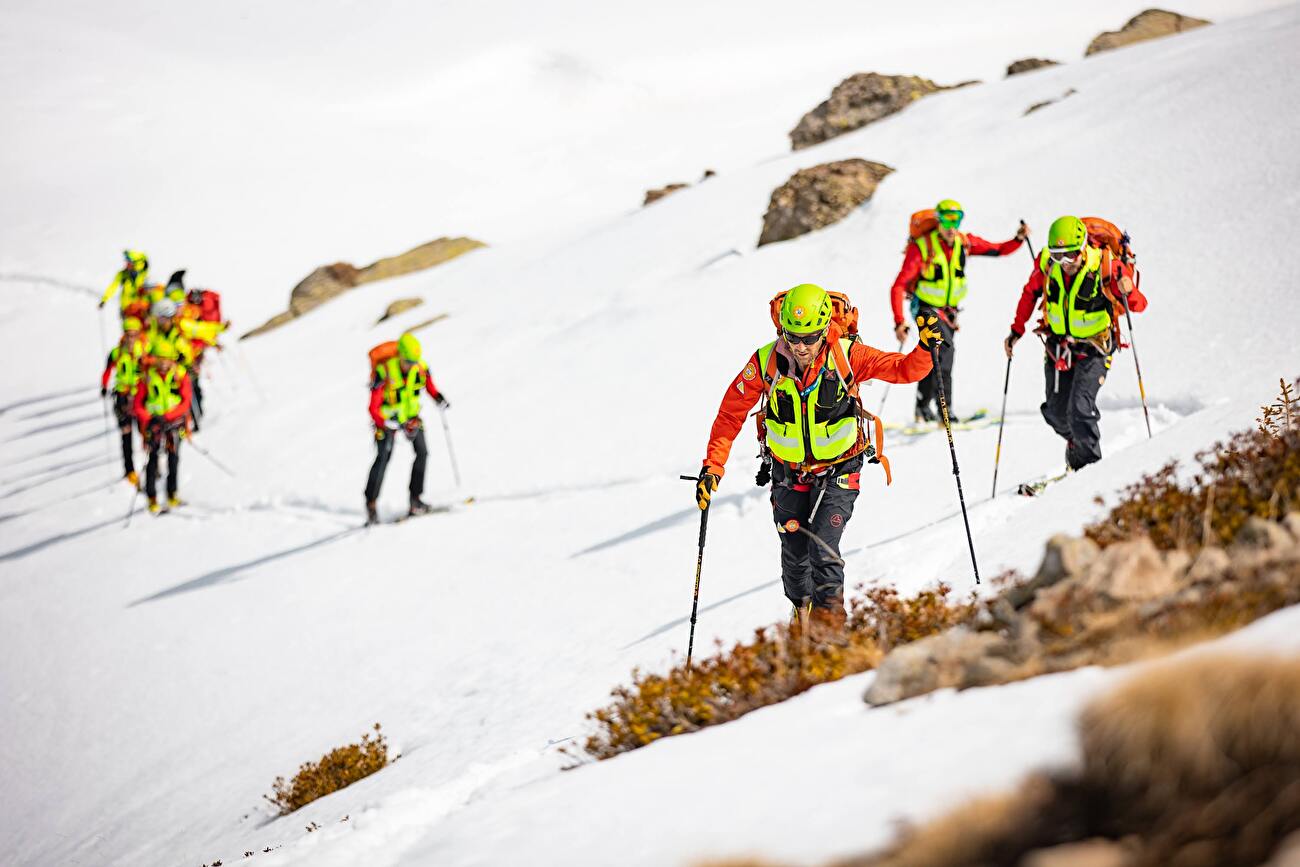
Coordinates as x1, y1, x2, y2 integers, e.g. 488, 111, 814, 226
437, 407, 463, 487
97, 308, 116, 466
123, 485, 141, 529
679, 473, 711, 667
931, 345, 980, 584
187, 436, 237, 477
1124, 272, 1153, 439
876, 339, 905, 416
991, 356, 1012, 497
1021, 219, 1036, 261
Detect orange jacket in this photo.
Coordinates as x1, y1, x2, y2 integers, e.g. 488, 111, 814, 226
702, 334, 933, 475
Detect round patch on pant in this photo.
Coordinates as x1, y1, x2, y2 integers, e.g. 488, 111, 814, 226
829, 513, 844, 528
783, 518, 800, 533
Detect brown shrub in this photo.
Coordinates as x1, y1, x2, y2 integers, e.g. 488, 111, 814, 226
1086, 377, 1300, 551
576, 585, 976, 761
265, 724, 390, 815
842, 655, 1300, 867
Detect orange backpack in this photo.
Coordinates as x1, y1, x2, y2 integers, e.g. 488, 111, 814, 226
1081, 216, 1127, 257
368, 340, 398, 373
909, 209, 938, 239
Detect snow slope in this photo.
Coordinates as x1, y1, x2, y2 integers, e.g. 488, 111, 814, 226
2, 2, 1300, 866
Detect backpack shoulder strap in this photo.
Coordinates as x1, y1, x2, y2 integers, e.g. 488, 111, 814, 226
830, 337, 858, 397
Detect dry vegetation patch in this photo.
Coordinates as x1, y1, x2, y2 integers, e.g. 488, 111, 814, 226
265, 724, 390, 815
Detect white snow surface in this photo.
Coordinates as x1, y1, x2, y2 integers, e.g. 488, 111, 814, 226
3, 2, 1300, 865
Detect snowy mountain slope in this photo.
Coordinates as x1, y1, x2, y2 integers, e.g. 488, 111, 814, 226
2, 3, 1300, 867
0, 0, 1287, 326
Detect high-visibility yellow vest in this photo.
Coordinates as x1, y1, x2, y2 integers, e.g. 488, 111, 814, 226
1041, 247, 1112, 339
101, 268, 149, 309
146, 326, 195, 364
378, 358, 427, 423
110, 338, 146, 393
145, 366, 185, 416
913, 231, 968, 308
756, 338, 860, 467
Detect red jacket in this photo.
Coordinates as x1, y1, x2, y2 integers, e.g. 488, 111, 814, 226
133, 368, 193, 428
702, 335, 932, 475
368, 363, 442, 427
890, 233, 1023, 325
1010, 258, 1148, 337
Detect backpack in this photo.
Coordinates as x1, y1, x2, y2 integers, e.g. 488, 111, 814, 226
760, 290, 891, 484
909, 209, 937, 239
1080, 217, 1139, 347
368, 340, 398, 374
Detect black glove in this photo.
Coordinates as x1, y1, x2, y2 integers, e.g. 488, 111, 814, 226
434, 393, 449, 409
100, 386, 108, 398
916, 314, 943, 350
755, 458, 771, 487
696, 468, 720, 510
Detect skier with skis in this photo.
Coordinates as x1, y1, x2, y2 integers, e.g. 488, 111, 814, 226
98, 250, 150, 318
365, 333, 449, 524
1004, 216, 1148, 472
100, 316, 148, 486
696, 283, 938, 636
133, 340, 193, 513
889, 200, 1027, 422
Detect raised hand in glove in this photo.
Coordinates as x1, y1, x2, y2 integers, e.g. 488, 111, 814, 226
755, 458, 771, 487
696, 467, 720, 510
916, 314, 943, 350
1004, 330, 1021, 358
1015, 220, 1030, 242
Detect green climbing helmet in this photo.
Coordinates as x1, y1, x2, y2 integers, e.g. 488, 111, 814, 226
779, 284, 833, 335
397, 332, 421, 362
123, 316, 143, 332
1047, 216, 1088, 252
936, 198, 964, 229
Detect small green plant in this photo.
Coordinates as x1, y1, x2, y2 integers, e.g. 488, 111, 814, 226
1088, 376, 1299, 551
265, 724, 389, 816
574, 584, 976, 761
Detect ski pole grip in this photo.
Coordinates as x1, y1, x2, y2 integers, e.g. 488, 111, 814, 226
679, 474, 697, 482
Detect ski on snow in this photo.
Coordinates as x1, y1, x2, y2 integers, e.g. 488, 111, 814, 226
373, 496, 477, 527
887, 409, 993, 437
1015, 471, 1070, 497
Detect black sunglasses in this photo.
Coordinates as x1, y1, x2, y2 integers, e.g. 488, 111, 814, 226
783, 329, 826, 346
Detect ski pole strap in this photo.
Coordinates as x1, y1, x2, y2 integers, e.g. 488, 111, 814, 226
859, 407, 892, 485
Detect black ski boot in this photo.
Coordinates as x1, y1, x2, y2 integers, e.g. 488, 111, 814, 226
408, 496, 431, 518
365, 500, 379, 526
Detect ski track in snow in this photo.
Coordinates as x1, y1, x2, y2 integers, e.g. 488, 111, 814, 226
3, 2, 1300, 866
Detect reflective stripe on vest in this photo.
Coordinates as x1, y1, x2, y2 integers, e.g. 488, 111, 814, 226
913, 231, 967, 308
145, 367, 183, 416
1041, 247, 1111, 338
756, 338, 860, 467
380, 358, 426, 423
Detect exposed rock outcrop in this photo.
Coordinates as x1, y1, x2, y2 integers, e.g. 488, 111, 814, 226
789, 73, 975, 150
1085, 9, 1210, 57
1006, 58, 1061, 77
644, 183, 688, 206
757, 159, 894, 247
376, 298, 424, 324
244, 237, 484, 339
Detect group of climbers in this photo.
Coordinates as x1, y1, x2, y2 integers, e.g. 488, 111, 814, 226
695, 203, 1148, 638
98, 250, 230, 514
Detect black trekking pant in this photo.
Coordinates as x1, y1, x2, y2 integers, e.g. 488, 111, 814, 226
191, 375, 204, 431
770, 454, 864, 609
914, 305, 956, 419
112, 392, 135, 475
1041, 338, 1111, 470
144, 424, 182, 499
364, 424, 428, 502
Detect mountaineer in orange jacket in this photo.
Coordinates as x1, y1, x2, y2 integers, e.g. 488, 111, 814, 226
697, 283, 937, 636
1004, 216, 1148, 471
890, 199, 1026, 421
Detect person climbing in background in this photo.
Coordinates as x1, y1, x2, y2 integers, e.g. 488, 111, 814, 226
133, 340, 193, 514
889, 200, 1027, 422
146, 298, 195, 365
1004, 215, 1148, 471
365, 332, 449, 525
696, 283, 937, 639
162, 269, 188, 303
98, 250, 149, 318
178, 285, 229, 432
100, 316, 147, 486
